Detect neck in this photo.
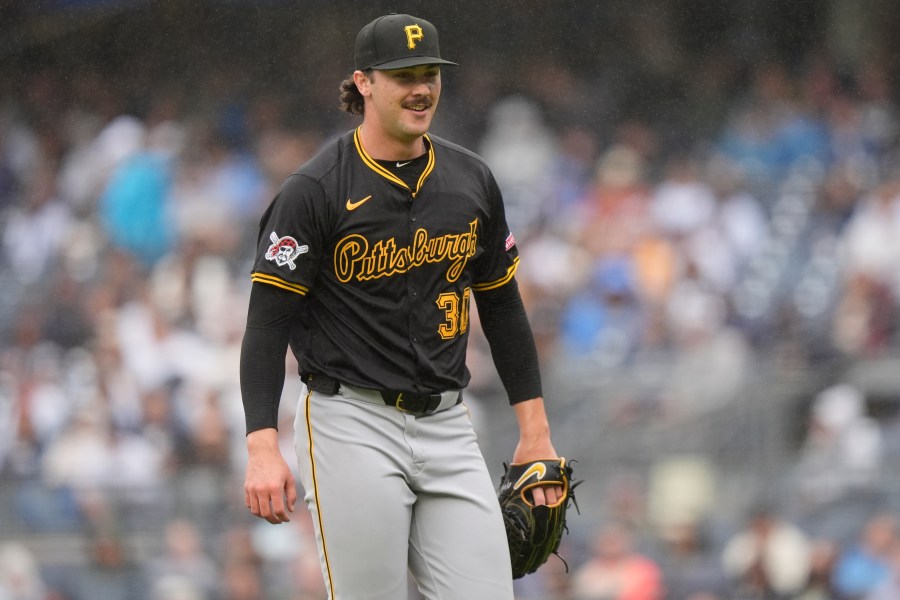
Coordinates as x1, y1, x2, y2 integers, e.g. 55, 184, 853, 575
357, 122, 426, 161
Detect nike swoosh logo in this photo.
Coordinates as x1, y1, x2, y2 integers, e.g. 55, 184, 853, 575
513, 462, 547, 490
396, 161, 412, 168
346, 195, 373, 210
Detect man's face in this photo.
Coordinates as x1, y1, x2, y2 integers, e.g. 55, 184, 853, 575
358, 64, 442, 143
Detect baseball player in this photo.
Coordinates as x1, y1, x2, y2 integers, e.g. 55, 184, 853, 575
240, 13, 560, 600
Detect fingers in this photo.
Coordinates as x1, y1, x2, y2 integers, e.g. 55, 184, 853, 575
544, 485, 562, 506
245, 480, 297, 524
286, 473, 298, 513
531, 485, 563, 507
249, 491, 292, 524
268, 487, 291, 523
244, 448, 297, 524
245, 488, 259, 514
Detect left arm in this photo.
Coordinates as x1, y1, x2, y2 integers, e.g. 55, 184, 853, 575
474, 279, 561, 505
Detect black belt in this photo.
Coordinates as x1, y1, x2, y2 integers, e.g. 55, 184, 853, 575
303, 373, 462, 415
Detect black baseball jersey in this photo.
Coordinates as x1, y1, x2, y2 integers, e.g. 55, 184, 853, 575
250, 127, 519, 394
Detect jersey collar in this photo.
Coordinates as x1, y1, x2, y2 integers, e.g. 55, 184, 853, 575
353, 127, 435, 197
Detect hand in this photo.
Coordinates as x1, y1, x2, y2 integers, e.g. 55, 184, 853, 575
513, 440, 563, 506
244, 428, 297, 524
498, 456, 577, 579
512, 439, 562, 507
512, 398, 562, 507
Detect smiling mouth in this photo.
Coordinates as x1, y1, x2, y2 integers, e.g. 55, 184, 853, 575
403, 101, 432, 112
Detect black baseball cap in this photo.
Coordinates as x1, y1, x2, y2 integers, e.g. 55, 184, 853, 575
354, 13, 458, 71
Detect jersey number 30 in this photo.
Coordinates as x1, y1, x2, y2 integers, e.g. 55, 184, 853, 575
436, 288, 471, 340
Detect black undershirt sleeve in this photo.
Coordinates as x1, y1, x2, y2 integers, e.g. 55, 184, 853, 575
240, 282, 306, 434
473, 278, 543, 404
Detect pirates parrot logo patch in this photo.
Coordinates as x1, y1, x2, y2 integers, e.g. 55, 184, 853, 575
265, 232, 308, 270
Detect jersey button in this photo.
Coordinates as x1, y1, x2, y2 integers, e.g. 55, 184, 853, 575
410, 214, 417, 222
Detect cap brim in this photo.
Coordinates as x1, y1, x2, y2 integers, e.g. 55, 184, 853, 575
369, 56, 458, 70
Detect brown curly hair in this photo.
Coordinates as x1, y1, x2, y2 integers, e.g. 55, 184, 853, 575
339, 71, 372, 115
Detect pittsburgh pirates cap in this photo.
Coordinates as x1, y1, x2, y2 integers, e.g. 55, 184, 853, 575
354, 13, 458, 71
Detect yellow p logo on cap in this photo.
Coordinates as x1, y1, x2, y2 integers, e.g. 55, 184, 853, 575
404, 24, 424, 49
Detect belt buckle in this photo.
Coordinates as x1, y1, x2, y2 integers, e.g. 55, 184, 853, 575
390, 391, 443, 415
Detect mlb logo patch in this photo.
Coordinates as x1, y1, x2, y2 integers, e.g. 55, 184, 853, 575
504, 232, 516, 251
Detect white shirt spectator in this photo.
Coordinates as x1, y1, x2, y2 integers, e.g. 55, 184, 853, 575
650, 159, 716, 236
839, 184, 900, 295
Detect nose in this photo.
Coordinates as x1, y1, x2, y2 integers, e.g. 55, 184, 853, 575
411, 80, 432, 95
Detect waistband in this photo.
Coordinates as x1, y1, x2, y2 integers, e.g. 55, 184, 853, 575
303, 373, 462, 416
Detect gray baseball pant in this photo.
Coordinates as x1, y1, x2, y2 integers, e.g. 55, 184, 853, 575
293, 383, 515, 600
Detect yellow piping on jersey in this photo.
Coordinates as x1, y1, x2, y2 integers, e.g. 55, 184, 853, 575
250, 272, 309, 295
353, 127, 435, 197
304, 389, 336, 598
471, 257, 520, 291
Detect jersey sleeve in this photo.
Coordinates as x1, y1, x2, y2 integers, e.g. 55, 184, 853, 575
250, 174, 330, 295
472, 171, 520, 292
474, 279, 543, 403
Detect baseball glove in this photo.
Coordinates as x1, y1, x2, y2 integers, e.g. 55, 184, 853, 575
497, 457, 579, 579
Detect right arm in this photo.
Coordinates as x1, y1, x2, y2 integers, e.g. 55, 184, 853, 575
241, 173, 327, 524
240, 282, 305, 523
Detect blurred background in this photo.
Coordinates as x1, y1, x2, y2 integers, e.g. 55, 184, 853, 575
2, 0, 900, 599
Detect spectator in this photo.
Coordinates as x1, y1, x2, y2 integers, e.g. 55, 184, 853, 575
660, 263, 752, 420
39, 406, 112, 513
558, 255, 645, 366
479, 95, 559, 238
831, 512, 897, 599
792, 382, 884, 528
792, 538, 841, 600
866, 539, 900, 600
649, 156, 716, 239
717, 61, 830, 185
832, 178, 900, 356
579, 144, 652, 259
571, 521, 664, 600
720, 504, 812, 598
76, 519, 143, 600
653, 520, 728, 600
837, 178, 900, 296
146, 519, 218, 598
1, 163, 72, 284
220, 559, 264, 600
168, 128, 264, 255
0, 542, 47, 600
98, 116, 177, 267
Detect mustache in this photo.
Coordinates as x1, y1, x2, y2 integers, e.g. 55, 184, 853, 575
401, 97, 433, 109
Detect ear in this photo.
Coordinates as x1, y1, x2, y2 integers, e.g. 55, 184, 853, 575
353, 70, 373, 98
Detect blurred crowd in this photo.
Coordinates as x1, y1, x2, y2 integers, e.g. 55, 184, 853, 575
2, 4, 900, 599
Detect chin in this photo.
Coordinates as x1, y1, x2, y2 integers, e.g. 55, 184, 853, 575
403, 111, 434, 131
399, 122, 431, 140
